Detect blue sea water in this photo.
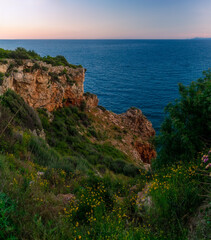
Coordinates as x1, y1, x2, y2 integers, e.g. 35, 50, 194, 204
0, 39, 211, 132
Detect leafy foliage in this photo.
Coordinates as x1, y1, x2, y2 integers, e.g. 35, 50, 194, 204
0, 191, 17, 239
0, 89, 42, 131
38, 106, 139, 177
154, 70, 211, 169
0, 47, 82, 69
0, 65, 210, 240
0, 72, 4, 85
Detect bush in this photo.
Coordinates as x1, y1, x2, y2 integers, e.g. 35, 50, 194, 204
148, 161, 204, 239
41, 66, 48, 71
0, 72, 4, 85
49, 72, 59, 82
0, 47, 82, 69
29, 136, 60, 167
154, 70, 211, 169
123, 163, 139, 176
42, 55, 81, 69
0, 89, 42, 131
110, 159, 126, 173
0, 192, 17, 239
0, 59, 8, 64
31, 63, 40, 72
7, 63, 15, 73
23, 68, 30, 73
98, 105, 106, 112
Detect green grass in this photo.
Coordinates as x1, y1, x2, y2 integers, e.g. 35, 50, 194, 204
37, 105, 139, 177
0, 190, 17, 239
0, 71, 210, 239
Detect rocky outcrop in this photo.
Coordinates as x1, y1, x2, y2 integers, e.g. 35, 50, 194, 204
120, 108, 156, 164
89, 107, 156, 165
84, 92, 99, 109
119, 108, 155, 138
0, 59, 98, 111
135, 142, 156, 164
0, 58, 156, 165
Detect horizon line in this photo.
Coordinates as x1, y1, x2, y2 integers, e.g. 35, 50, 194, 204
0, 38, 211, 41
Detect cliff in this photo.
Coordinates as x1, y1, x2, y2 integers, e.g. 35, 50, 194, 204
0, 57, 155, 165
0, 59, 98, 111
0, 50, 208, 240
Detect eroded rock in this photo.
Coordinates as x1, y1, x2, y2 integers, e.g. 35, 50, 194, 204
0, 59, 97, 112
57, 193, 76, 205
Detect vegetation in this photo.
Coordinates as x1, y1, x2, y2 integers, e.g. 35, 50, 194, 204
0, 72, 4, 85
0, 67, 210, 239
154, 69, 211, 169
0, 89, 42, 131
37, 106, 139, 177
0, 47, 82, 69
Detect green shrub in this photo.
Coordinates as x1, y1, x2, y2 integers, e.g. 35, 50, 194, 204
42, 55, 81, 69
23, 68, 30, 73
97, 105, 106, 112
15, 59, 23, 66
80, 100, 86, 111
38, 105, 137, 177
41, 66, 48, 71
29, 136, 60, 167
123, 163, 139, 176
0, 47, 82, 69
0, 105, 16, 152
31, 63, 40, 72
0, 89, 42, 131
49, 72, 59, 82
58, 68, 67, 76
154, 70, 211, 169
7, 63, 15, 73
61, 156, 91, 173
110, 159, 126, 173
9, 47, 33, 59
66, 74, 76, 86
148, 162, 204, 239
0, 59, 8, 64
0, 72, 4, 85
0, 192, 17, 239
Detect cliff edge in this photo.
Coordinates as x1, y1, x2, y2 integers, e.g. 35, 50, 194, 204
0, 55, 155, 165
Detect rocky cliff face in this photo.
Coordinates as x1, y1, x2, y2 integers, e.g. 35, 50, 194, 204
0, 59, 155, 165
0, 59, 97, 111
89, 107, 156, 165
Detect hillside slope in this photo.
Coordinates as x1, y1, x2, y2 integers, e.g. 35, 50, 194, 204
0, 48, 155, 166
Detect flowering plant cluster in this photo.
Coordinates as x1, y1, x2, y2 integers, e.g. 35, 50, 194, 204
201, 149, 211, 169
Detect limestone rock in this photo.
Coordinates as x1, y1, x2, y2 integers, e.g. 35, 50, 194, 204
84, 92, 99, 109
0, 59, 156, 165
0, 59, 86, 112
136, 183, 152, 209
119, 108, 155, 138
57, 193, 75, 205
89, 107, 156, 164
135, 141, 156, 164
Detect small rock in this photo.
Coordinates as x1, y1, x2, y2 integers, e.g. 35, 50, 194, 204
136, 183, 152, 209
37, 171, 45, 176
130, 185, 138, 192
57, 193, 75, 205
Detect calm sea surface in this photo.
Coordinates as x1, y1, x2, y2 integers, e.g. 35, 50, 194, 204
1, 40, 211, 132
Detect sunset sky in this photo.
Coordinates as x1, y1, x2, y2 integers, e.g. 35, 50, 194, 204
0, 0, 211, 39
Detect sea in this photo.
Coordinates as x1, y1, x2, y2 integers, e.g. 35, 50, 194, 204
1, 39, 211, 132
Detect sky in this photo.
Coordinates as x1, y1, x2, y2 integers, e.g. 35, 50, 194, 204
0, 0, 211, 39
